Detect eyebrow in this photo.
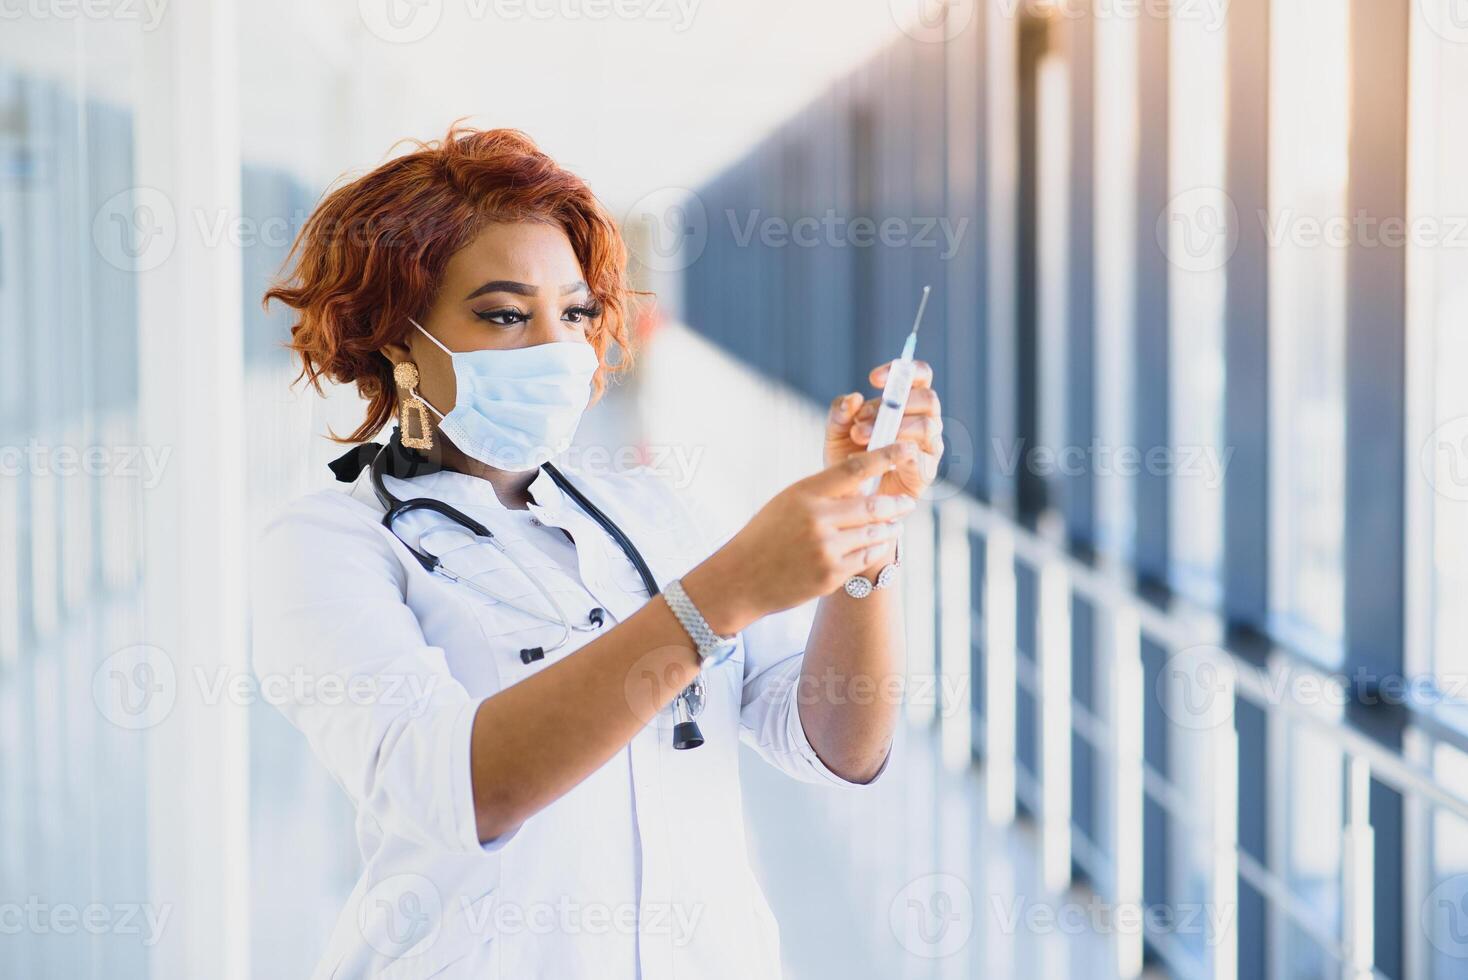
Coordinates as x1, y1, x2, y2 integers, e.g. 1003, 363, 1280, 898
464, 279, 589, 301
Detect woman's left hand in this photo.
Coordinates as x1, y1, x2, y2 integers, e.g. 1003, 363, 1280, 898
824, 360, 944, 498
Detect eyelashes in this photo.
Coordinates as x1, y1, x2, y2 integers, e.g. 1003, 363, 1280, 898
474, 303, 603, 328
475, 307, 529, 327
563, 304, 603, 324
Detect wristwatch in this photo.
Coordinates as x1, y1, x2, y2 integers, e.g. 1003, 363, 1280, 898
843, 536, 903, 599
663, 578, 738, 667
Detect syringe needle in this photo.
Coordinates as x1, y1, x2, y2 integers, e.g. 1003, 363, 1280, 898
910, 285, 931, 338
899, 285, 931, 361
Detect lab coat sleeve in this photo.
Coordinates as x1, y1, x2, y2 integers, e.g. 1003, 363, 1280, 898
737, 602, 891, 787
250, 492, 505, 857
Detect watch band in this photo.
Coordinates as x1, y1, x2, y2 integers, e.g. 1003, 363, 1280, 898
663, 578, 737, 666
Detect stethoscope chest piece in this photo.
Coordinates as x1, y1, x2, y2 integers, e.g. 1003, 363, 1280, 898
672, 678, 707, 750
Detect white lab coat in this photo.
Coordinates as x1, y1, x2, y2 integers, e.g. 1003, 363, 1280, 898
250, 456, 887, 979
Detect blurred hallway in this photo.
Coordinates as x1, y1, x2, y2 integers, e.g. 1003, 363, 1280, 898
6, 2, 1468, 979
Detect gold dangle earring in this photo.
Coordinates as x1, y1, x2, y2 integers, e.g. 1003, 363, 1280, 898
394, 361, 435, 451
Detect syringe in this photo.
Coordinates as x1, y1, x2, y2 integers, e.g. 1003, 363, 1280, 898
860, 285, 931, 494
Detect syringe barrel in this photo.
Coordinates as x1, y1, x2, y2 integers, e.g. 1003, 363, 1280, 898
859, 355, 917, 493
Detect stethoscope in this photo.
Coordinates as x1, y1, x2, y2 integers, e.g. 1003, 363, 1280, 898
355, 432, 707, 750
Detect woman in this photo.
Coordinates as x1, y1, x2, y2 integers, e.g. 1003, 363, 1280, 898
253, 126, 944, 979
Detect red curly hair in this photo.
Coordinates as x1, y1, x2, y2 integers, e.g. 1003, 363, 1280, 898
266, 125, 634, 443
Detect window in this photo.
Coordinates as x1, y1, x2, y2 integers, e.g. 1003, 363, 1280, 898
1036, 49, 1070, 493
1093, 11, 1138, 562
1406, 30, 1468, 976
0, 25, 148, 976
1275, 720, 1345, 977
1425, 743, 1468, 979
1267, 0, 1350, 660
1408, 0, 1468, 701
1166, 7, 1228, 604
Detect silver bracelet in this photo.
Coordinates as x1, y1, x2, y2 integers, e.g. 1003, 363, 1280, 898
843, 536, 903, 599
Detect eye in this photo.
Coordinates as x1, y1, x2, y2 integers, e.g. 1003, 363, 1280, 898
476, 307, 530, 327
562, 304, 602, 326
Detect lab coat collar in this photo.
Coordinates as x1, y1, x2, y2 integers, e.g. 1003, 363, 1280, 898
380, 462, 566, 514
328, 427, 569, 515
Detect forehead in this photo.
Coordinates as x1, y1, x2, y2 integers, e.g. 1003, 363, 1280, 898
442, 220, 585, 289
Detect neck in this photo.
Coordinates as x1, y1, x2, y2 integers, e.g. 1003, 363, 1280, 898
437, 439, 537, 510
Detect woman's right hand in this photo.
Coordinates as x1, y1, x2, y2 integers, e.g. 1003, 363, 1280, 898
683, 443, 918, 635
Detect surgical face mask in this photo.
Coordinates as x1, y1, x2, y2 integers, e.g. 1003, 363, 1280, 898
409, 318, 598, 471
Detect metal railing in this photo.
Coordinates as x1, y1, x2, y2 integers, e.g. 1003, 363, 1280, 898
921, 490, 1468, 980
